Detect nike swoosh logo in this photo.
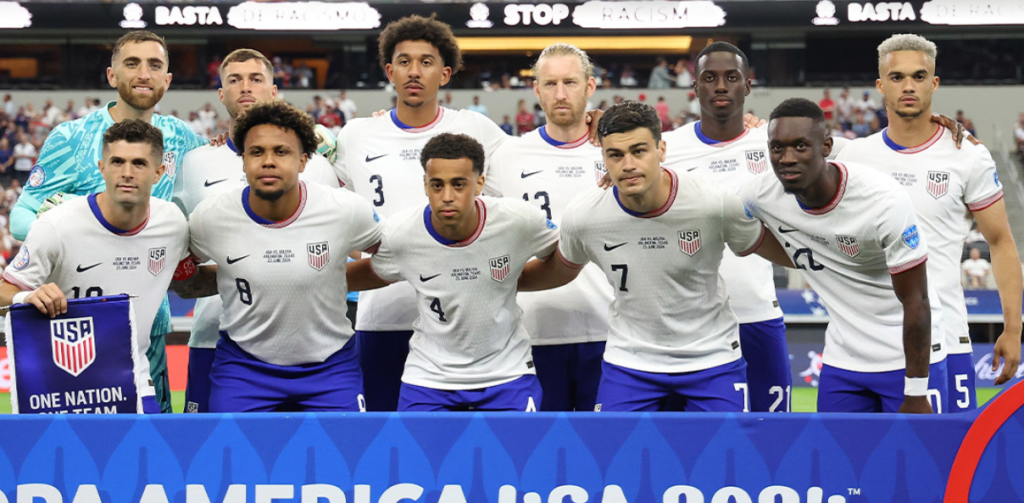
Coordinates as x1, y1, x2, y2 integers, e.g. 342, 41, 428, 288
687, 167, 699, 172
76, 263, 102, 273
521, 170, 543, 178
420, 273, 441, 282
603, 242, 628, 251
778, 226, 799, 234
204, 179, 228, 187
226, 255, 250, 265
365, 154, 388, 163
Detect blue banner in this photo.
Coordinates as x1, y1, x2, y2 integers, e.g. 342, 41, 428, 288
6, 295, 139, 414
0, 382, 1021, 502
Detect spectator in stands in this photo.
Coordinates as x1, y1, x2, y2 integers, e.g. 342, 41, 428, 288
674, 58, 693, 89
466, 95, 489, 117
3, 179, 20, 215
836, 87, 854, 130
443, 91, 454, 107
207, 54, 223, 88
956, 110, 976, 137
655, 96, 671, 131
42, 99, 62, 127
1015, 112, 1024, 162
294, 63, 314, 89
819, 89, 836, 128
337, 91, 357, 122
499, 114, 513, 135
966, 221, 986, 246
515, 99, 534, 135
11, 132, 35, 186
648, 57, 674, 89
962, 248, 992, 290
619, 66, 638, 87
685, 91, 700, 123
851, 114, 872, 138
532, 103, 545, 129
198, 102, 218, 134
0, 137, 12, 182
855, 91, 878, 123
272, 56, 291, 88
187, 111, 205, 138
2, 94, 13, 117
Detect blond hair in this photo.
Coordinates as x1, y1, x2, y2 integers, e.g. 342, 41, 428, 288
878, 34, 937, 69
532, 43, 594, 79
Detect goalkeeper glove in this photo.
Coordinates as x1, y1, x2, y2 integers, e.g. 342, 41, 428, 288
36, 192, 79, 218
313, 124, 338, 164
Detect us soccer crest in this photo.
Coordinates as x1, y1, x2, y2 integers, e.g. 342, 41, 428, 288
679, 230, 701, 256
307, 242, 330, 271
162, 152, 176, 179
490, 254, 511, 282
51, 317, 96, 377
836, 235, 859, 257
745, 150, 768, 174
927, 171, 949, 199
594, 161, 607, 183
148, 247, 166, 276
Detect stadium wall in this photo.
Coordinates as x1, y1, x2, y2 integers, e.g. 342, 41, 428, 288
5, 86, 1021, 142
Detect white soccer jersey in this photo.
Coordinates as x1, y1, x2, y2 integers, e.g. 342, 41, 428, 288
370, 196, 558, 390
484, 127, 613, 346
836, 128, 1003, 354
559, 169, 764, 373
188, 181, 383, 366
662, 123, 783, 323
3, 196, 190, 399
173, 140, 341, 349
333, 108, 509, 332
740, 161, 946, 373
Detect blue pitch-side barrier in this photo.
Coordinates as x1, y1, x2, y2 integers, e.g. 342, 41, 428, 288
0, 383, 1022, 503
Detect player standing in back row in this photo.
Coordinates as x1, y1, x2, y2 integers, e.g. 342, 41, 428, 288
835, 34, 1021, 411
661, 42, 790, 412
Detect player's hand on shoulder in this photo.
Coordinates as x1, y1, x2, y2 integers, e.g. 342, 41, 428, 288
25, 283, 67, 318
313, 124, 338, 164
36, 192, 78, 218
897, 395, 933, 414
930, 114, 981, 149
371, 109, 387, 118
209, 132, 229, 147
744, 113, 767, 128
585, 109, 604, 146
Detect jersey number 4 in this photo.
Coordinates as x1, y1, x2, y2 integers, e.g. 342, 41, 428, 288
429, 298, 447, 322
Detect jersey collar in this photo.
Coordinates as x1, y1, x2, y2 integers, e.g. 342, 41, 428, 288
390, 107, 445, 133
881, 126, 942, 154
423, 198, 486, 247
226, 136, 238, 153
242, 181, 307, 228
613, 168, 678, 218
88, 194, 149, 236
694, 121, 749, 147
538, 126, 589, 149
799, 162, 847, 215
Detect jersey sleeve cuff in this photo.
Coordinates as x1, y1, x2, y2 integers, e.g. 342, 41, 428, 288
557, 249, 585, 270
367, 260, 397, 285
1, 271, 34, 292
966, 190, 1003, 211
364, 241, 381, 255
889, 255, 927, 275
736, 224, 767, 257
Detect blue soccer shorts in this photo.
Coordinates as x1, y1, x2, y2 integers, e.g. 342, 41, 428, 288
532, 341, 605, 411
595, 358, 749, 412
817, 359, 948, 413
184, 347, 216, 413
356, 330, 412, 412
946, 352, 977, 412
739, 318, 791, 412
398, 375, 542, 412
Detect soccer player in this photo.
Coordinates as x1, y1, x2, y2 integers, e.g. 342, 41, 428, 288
0, 119, 190, 414
172, 48, 341, 413
483, 44, 613, 412
173, 100, 383, 412
10, 31, 207, 413
347, 133, 557, 411
332, 15, 511, 411
519, 102, 793, 412
661, 42, 790, 412
740, 98, 946, 414
835, 34, 1021, 411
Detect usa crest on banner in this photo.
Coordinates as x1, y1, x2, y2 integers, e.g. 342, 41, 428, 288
307, 242, 330, 271
745, 150, 768, 174
6, 295, 143, 414
679, 230, 701, 256
927, 171, 949, 199
490, 255, 511, 282
836, 235, 860, 257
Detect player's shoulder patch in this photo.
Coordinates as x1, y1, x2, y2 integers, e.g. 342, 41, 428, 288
12, 245, 29, 270
27, 165, 46, 188
545, 218, 557, 230
902, 225, 920, 249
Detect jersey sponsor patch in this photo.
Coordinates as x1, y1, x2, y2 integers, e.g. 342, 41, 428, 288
148, 247, 166, 276
51, 317, 97, 377
902, 225, 920, 249
162, 152, 177, 180
27, 165, 46, 188
12, 245, 29, 270
679, 229, 701, 256
745, 150, 768, 174
926, 171, 949, 199
836, 235, 859, 257
490, 254, 511, 282
307, 241, 330, 271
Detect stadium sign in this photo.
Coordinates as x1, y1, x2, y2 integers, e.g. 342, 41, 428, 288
155, 6, 224, 27
226, 2, 381, 30
921, 0, 1024, 25
846, 2, 917, 22
572, 0, 727, 29
0, 2, 31, 29
504, 3, 571, 26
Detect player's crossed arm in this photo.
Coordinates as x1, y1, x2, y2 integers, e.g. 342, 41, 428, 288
0, 280, 66, 318
169, 253, 218, 299
518, 248, 581, 292
346, 258, 394, 292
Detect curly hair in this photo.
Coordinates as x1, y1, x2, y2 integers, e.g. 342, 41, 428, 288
232, 100, 317, 156
420, 133, 485, 175
103, 118, 164, 161
112, 31, 168, 66
597, 101, 662, 142
378, 15, 462, 73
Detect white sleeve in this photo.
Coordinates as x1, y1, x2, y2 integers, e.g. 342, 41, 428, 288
721, 189, 766, 257
737, 178, 762, 220
332, 127, 354, 191
345, 193, 385, 253
369, 232, 402, 283
556, 204, 589, 268
963, 146, 1003, 211
829, 136, 852, 161
187, 206, 212, 263
2, 218, 61, 291
523, 202, 559, 258
172, 151, 195, 216
878, 191, 928, 274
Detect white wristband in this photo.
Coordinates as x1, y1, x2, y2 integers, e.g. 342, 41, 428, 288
11, 291, 30, 305
904, 377, 929, 396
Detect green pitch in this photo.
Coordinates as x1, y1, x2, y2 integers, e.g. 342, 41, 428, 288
0, 388, 1002, 414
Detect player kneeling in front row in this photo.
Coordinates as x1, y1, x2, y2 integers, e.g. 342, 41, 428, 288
173, 100, 383, 412
519, 101, 793, 412
0, 119, 191, 413
347, 133, 558, 411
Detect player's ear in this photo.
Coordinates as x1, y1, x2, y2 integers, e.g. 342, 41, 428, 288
385, 63, 394, 83
155, 162, 166, 181
587, 76, 597, 97
165, 72, 173, 89
298, 153, 307, 173
106, 67, 117, 88
439, 66, 453, 87
658, 139, 667, 163
875, 78, 883, 95
822, 135, 833, 158
475, 173, 485, 196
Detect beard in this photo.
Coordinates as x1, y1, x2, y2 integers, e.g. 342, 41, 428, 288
253, 187, 286, 202
546, 98, 587, 128
893, 107, 924, 119
118, 80, 165, 111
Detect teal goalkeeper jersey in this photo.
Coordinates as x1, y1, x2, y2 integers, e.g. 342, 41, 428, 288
11, 101, 207, 240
